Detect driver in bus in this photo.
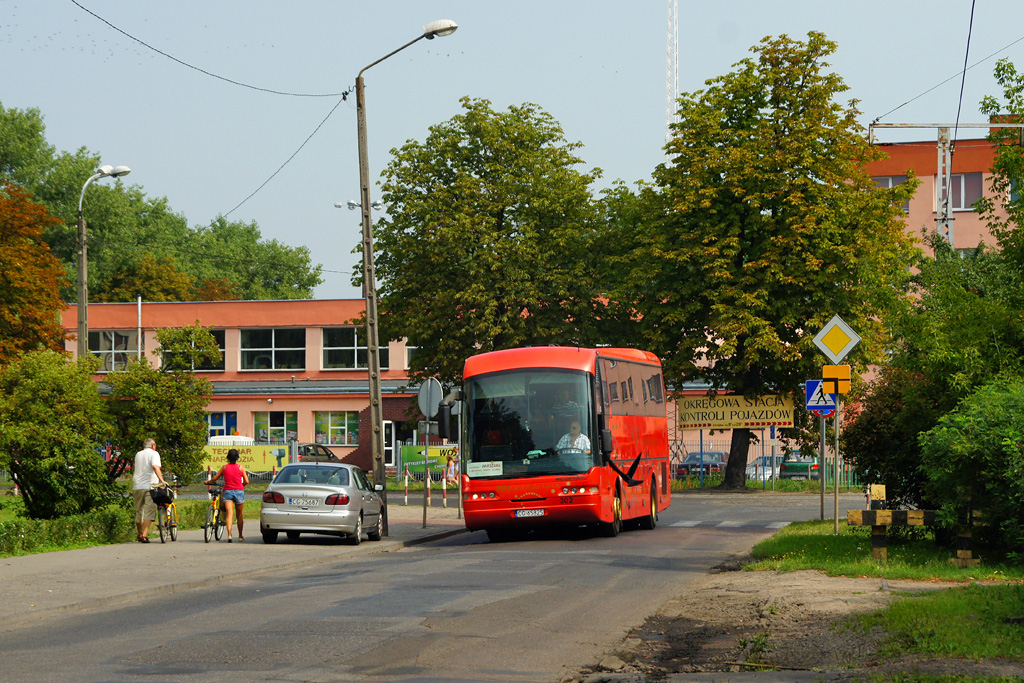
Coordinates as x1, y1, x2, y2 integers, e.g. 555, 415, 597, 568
557, 419, 591, 453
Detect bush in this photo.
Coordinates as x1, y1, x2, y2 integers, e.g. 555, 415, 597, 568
0, 505, 135, 555
919, 376, 1024, 562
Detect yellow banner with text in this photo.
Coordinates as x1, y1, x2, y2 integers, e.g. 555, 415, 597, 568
678, 394, 794, 430
201, 445, 290, 473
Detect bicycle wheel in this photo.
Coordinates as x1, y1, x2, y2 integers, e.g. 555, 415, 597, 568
169, 505, 178, 541
204, 505, 214, 543
157, 505, 168, 543
214, 506, 225, 541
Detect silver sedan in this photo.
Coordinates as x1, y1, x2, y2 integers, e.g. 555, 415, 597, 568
259, 462, 384, 545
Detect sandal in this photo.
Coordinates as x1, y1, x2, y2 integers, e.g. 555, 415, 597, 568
238, 536, 245, 542
138, 537, 150, 543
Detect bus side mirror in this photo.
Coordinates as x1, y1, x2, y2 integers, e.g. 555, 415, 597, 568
437, 403, 452, 440
600, 428, 613, 462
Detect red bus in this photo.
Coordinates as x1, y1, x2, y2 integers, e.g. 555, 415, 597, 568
438, 346, 671, 542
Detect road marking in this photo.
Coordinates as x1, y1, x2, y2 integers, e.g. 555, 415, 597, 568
669, 520, 792, 529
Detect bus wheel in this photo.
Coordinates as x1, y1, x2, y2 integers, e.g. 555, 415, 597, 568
638, 482, 658, 530
602, 490, 622, 537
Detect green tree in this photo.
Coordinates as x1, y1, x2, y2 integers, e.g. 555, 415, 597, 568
0, 350, 118, 519
0, 101, 323, 303
95, 252, 195, 303
843, 365, 946, 510
106, 329, 214, 483
183, 216, 323, 301
620, 33, 919, 487
373, 97, 606, 383
0, 182, 71, 365
157, 323, 223, 373
979, 58, 1024, 280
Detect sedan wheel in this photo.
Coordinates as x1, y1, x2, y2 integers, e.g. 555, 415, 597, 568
349, 514, 363, 545
262, 528, 278, 544
367, 511, 383, 541
286, 531, 301, 541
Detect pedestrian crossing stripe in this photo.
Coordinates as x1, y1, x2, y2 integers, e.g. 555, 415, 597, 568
669, 520, 791, 529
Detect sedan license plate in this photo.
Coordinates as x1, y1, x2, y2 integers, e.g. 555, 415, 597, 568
515, 508, 545, 518
290, 497, 319, 507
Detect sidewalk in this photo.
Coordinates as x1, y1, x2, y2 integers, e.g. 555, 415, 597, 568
0, 503, 467, 631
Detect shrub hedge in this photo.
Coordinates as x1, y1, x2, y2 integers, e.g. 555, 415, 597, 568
0, 499, 215, 556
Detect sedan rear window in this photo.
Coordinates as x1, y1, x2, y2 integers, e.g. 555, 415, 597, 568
276, 465, 349, 486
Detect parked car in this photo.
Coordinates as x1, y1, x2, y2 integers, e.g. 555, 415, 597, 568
297, 443, 340, 462
745, 454, 784, 481
260, 462, 384, 544
675, 451, 728, 477
779, 453, 820, 480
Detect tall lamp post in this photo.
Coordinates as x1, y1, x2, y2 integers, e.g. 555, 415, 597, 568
77, 164, 131, 360
356, 19, 458, 536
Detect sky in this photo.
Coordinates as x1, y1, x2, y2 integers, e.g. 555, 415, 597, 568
4, 1, 1023, 299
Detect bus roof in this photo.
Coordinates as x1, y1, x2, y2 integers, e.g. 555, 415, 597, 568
463, 346, 660, 378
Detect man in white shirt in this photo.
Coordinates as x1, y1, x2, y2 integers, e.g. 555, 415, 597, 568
556, 420, 592, 453
133, 438, 167, 543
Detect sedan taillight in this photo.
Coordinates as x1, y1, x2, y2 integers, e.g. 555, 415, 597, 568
263, 491, 284, 503
325, 493, 350, 505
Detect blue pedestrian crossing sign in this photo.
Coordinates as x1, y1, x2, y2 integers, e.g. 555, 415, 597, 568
805, 380, 836, 417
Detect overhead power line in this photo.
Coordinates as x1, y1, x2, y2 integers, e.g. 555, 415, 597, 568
873, 31, 1024, 123
70, 0, 348, 98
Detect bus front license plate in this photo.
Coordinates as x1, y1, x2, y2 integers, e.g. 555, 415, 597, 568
515, 509, 545, 518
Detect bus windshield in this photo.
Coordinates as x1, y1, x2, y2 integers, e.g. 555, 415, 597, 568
465, 369, 596, 479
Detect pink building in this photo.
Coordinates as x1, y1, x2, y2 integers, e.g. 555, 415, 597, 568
62, 299, 419, 472
868, 135, 1010, 254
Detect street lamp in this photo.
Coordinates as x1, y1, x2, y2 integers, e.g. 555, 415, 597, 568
356, 19, 458, 536
77, 164, 131, 360
335, 200, 383, 211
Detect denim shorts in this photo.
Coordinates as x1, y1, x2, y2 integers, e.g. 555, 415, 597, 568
222, 489, 245, 504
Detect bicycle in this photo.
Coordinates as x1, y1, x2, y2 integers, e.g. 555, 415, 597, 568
153, 482, 178, 544
204, 486, 225, 543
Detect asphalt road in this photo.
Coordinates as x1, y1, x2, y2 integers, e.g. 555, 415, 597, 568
0, 492, 860, 682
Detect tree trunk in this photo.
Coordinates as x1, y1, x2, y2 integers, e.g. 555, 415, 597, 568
722, 428, 750, 489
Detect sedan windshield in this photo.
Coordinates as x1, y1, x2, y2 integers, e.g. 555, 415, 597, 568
466, 369, 596, 479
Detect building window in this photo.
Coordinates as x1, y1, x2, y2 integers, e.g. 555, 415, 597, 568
941, 172, 984, 211
89, 330, 139, 372
207, 411, 237, 437
254, 411, 298, 444
406, 345, 421, 370
314, 411, 359, 446
240, 328, 305, 370
322, 327, 389, 370
164, 329, 226, 372
872, 175, 910, 212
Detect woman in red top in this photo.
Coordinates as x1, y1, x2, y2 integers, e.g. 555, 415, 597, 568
205, 448, 250, 542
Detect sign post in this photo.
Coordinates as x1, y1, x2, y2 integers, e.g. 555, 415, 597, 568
417, 379, 442, 528
812, 316, 860, 533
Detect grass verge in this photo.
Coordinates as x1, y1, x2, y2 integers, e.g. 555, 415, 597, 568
853, 583, 1024, 661
748, 519, 1024, 582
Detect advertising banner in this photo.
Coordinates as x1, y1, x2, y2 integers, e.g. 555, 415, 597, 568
678, 394, 794, 430
400, 444, 457, 473
201, 445, 289, 472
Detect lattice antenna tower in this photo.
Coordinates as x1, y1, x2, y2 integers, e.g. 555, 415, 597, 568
665, 0, 679, 148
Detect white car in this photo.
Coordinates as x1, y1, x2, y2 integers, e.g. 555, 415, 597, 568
745, 454, 783, 481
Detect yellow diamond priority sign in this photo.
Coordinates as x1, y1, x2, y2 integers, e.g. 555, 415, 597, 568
812, 315, 861, 364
